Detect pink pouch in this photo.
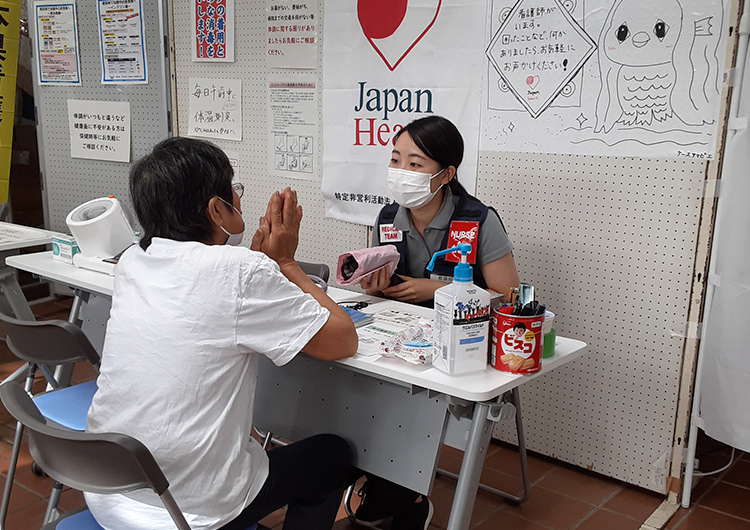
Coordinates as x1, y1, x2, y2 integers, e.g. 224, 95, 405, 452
336, 245, 401, 286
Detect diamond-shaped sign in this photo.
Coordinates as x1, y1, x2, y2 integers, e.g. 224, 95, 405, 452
486, 0, 596, 119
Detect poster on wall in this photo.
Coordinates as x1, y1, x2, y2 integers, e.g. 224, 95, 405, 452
266, 0, 318, 69
193, 0, 234, 62
187, 78, 242, 141
96, 0, 148, 84
33, 1, 81, 85
267, 77, 317, 180
0, 0, 21, 202
481, 0, 729, 159
322, 0, 487, 226
68, 99, 131, 163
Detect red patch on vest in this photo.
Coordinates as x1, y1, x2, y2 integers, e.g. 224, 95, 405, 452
445, 221, 479, 264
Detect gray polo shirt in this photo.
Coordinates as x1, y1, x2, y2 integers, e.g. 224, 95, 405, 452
373, 187, 513, 279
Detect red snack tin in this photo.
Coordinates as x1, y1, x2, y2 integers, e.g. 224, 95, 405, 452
490, 310, 543, 374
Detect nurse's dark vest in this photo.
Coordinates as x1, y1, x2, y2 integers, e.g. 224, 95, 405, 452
374, 194, 507, 291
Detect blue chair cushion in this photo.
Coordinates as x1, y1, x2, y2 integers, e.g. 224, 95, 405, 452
54, 509, 102, 529
48, 506, 257, 530
33, 380, 97, 431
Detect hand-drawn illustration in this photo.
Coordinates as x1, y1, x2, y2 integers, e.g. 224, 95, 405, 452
595, 0, 723, 133
486, 0, 595, 117
480, 0, 728, 158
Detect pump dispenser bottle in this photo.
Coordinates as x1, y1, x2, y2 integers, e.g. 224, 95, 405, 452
427, 243, 490, 375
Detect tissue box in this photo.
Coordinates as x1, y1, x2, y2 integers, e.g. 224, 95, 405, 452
51, 235, 80, 264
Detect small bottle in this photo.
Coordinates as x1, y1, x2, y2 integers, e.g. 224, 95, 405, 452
427, 243, 490, 375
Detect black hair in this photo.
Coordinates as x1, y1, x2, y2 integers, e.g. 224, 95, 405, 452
394, 115, 471, 198
130, 137, 234, 249
513, 322, 526, 331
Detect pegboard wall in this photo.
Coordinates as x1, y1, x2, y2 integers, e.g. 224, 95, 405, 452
480, 153, 706, 491
30, 0, 171, 232
167, 2, 712, 493
170, 1, 368, 267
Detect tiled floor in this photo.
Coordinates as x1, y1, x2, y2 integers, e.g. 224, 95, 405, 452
0, 296, 748, 529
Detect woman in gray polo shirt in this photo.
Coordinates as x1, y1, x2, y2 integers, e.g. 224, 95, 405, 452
355, 116, 520, 528
363, 115, 519, 306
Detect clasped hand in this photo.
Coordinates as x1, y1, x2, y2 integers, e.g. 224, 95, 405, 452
250, 187, 302, 267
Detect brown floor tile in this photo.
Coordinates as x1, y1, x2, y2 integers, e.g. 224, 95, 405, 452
473, 508, 551, 530
12, 466, 55, 499
601, 485, 664, 521
482, 446, 556, 484
427, 477, 501, 528
536, 465, 620, 505
437, 450, 463, 476
673, 506, 750, 530
507, 486, 593, 530
700, 482, 750, 521
574, 509, 643, 530
4, 499, 47, 528
57, 487, 86, 513
0, 477, 44, 513
685, 476, 717, 506
477, 467, 525, 500
664, 506, 690, 530
723, 460, 750, 489
259, 506, 286, 528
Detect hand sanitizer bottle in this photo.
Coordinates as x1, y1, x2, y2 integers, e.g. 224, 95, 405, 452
427, 243, 490, 375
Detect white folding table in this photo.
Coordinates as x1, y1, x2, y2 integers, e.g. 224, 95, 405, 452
5, 253, 588, 530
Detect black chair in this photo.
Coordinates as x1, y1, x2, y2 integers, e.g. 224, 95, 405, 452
297, 261, 330, 291
0, 311, 101, 526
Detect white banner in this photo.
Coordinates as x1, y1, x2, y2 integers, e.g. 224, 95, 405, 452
481, 0, 729, 159
322, 0, 486, 226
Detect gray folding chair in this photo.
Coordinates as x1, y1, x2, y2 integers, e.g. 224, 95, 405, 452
0, 311, 101, 526
0, 381, 194, 530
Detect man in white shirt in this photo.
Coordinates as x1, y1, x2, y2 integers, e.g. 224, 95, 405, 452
85, 137, 359, 530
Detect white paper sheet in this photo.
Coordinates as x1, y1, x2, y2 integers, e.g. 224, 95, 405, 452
187, 78, 242, 141
481, 0, 729, 159
33, 1, 81, 85
68, 99, 131, 163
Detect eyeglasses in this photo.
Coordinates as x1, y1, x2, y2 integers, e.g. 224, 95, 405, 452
232, 182, 244, 199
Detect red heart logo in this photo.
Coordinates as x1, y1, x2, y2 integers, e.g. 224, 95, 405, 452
358, 0, 442, 71
526, 75, 540, 89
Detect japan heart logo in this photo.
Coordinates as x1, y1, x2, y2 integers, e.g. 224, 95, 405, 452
526, 75, 540, 89
357, 0, 442, 71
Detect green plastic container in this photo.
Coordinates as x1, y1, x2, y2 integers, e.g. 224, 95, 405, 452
542, 328, 556, 359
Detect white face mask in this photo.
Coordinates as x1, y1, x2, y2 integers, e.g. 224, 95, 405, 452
217, 197, 245, 246
387, 167, 445, 209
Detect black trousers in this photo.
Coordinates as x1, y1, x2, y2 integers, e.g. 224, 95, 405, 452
219, 434, 353, 530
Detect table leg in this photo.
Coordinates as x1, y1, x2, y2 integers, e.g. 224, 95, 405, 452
51, 290, 89, 387
446, 402, 495, 530
0, 267, 35, 321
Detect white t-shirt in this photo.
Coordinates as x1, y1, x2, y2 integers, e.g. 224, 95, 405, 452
85, 238, 330, 530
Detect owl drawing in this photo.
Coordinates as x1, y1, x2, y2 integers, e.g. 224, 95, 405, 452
595, 0, 723, 133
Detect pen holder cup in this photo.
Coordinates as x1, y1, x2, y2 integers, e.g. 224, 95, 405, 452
542, 328, 556, 359
490, 310, 543, 374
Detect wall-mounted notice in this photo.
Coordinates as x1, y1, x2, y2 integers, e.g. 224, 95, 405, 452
266, 0, 318, 69
33, 1, 81, 85
96, 0, 148, 84
482, 0, 729, 159
68, 99, 131, 163
267, 77, 317, 180
193, 0, 234, 62
188, 78, 242, 141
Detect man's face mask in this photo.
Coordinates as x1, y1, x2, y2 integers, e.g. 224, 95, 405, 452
217, 196, 244, 246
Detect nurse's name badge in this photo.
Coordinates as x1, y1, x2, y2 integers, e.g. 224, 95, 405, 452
380, 224, 403, 243
446, 221, 479, 264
